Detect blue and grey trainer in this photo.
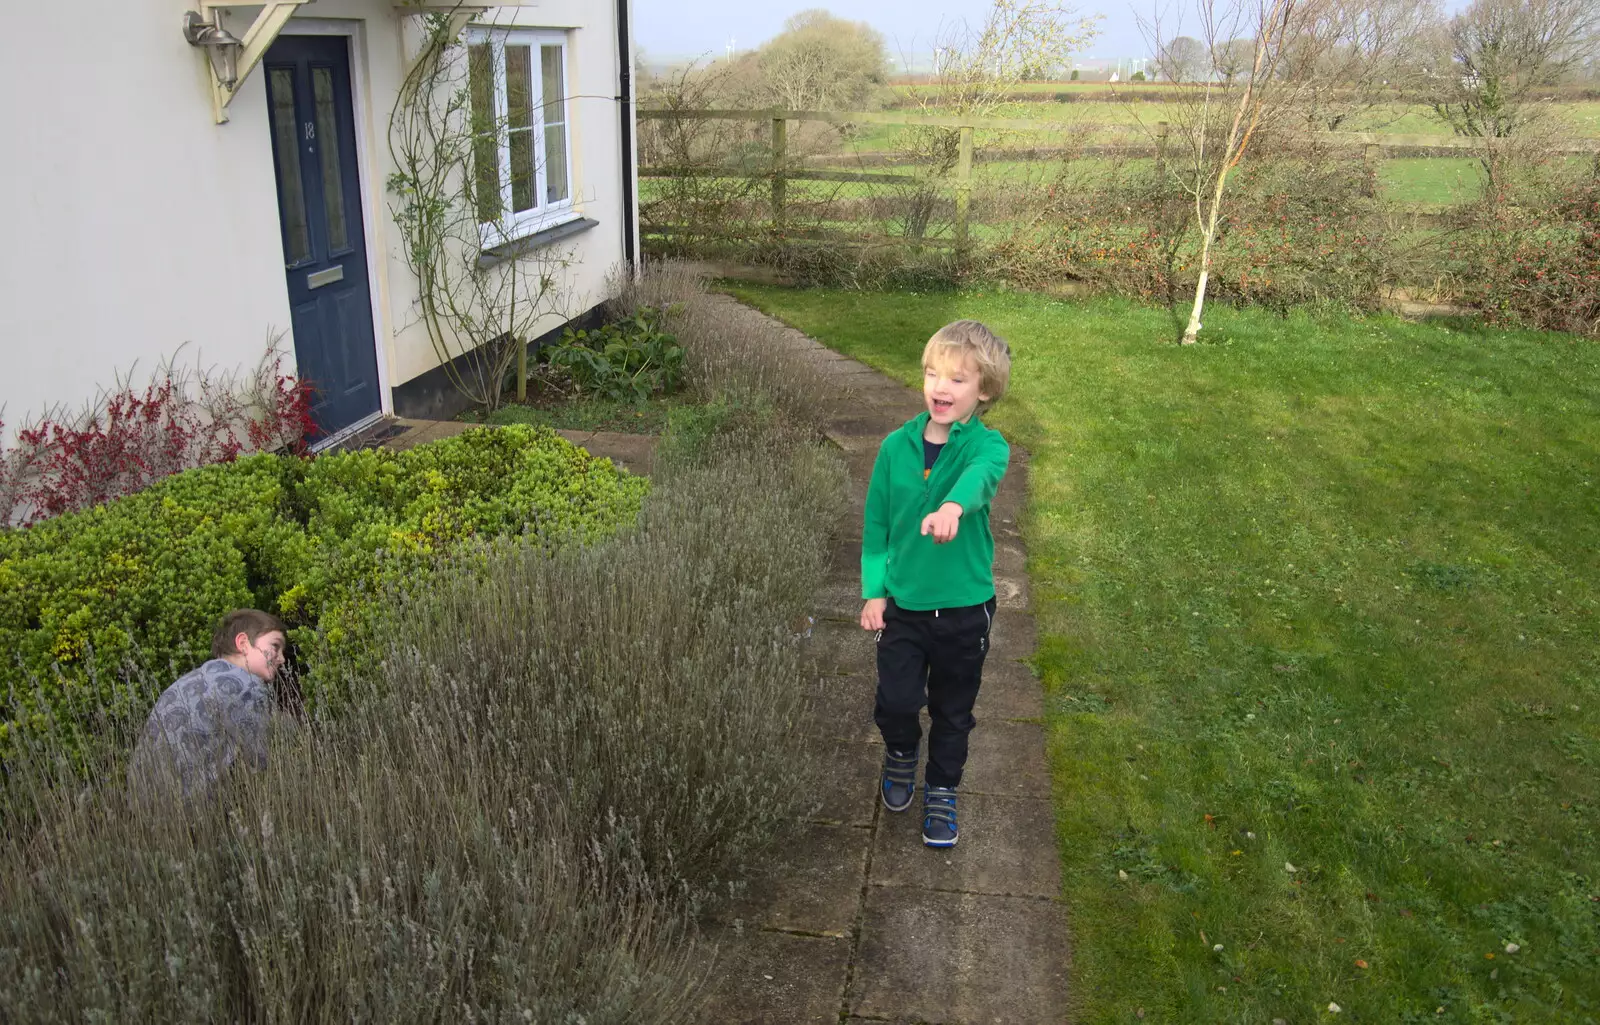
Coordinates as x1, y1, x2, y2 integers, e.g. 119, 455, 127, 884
881, 748, 918, 812
922, 785, 959, 847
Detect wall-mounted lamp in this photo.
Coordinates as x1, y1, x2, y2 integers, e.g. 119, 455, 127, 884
182, 11, 243, 90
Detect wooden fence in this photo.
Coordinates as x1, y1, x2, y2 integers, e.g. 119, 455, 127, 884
638, 107, 1600, 249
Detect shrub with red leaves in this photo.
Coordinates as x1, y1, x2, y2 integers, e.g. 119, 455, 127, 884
1, 343, 315, 526
1461, 179, 1600, 336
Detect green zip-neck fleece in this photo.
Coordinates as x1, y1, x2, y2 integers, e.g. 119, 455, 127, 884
861, 412, 1010, 610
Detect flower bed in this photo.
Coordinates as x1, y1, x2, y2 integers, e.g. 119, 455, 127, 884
0, 424, 648, 758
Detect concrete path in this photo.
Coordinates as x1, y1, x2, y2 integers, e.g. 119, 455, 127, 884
696, 296, 1071, 1025
361, 303, 1071, 1021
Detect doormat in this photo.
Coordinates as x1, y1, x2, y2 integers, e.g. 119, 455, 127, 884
336, 421, 410, 452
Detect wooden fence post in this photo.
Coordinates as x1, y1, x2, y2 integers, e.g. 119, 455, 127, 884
955, 124, 974, 250
771, 117, 787, 228
1155, 121, 1169, 180
1363, 143, 1382, 198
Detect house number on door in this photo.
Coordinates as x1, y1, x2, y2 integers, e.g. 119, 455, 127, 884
304, 122, 316, 141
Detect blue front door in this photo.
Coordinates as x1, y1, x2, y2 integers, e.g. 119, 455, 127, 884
264, 35, 381, 441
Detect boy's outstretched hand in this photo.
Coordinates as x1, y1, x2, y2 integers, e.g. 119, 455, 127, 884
860, 597, 887, 631
920, 502, 963, 544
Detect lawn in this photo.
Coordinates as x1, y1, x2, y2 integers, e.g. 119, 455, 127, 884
722, 283, 1600, 1022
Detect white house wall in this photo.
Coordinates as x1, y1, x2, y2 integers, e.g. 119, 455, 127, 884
0, 0, 631, 439
0, 1, 292, 438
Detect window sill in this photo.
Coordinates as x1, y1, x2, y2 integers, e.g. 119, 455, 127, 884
478, 216, 599, 270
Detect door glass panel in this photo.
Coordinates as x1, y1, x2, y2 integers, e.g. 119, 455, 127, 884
506, 44, 535, 214
541, 45, 569, 203
311, 67, 350, 251
269, 67, 312, 264
467, 43, 500, 223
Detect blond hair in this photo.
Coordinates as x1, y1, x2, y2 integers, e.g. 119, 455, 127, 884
922, 320, 1011, 413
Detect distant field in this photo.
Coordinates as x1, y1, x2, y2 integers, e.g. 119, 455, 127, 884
642, 93, 1600, 212
638, 153, 1493, 212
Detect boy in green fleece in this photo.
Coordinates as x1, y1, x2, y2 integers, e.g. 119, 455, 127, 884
860, 320, 1012, 847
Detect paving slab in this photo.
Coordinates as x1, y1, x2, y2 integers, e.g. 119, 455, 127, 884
803, 674, 879, 745
871, 793, 1061, 899
857, 715, 1051, 800
814, 577, 874, 620
693, 294, 1071, 1025
808, 741, 882, 828
987, 608, 1039, 664
830, 451, 879, 493
700, 929, 852, 1025
954, 719, 1053, 799
713, 823, 872, 938
553, 429, 658, 475
802, 621, 874, 676
850, 887, 1071, 1025
365, 417, 475, 451
971, 659, 1046, 721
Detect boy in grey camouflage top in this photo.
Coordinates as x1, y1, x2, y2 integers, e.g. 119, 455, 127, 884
129, 609, 289, 802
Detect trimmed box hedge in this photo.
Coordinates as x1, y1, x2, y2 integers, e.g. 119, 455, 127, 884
0, 425, 648, 756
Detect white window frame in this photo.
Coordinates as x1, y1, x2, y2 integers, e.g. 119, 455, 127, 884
464, 27, 575, 249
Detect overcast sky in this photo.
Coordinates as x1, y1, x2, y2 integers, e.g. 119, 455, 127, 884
636, 0, 1475, 68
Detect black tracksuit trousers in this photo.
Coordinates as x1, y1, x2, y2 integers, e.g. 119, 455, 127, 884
873, 596, 997, 789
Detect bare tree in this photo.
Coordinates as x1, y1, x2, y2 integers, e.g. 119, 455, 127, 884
635, 59, 771, 250
896, 0, 1100, 238
757, 10, 890, 110
1140, 0, 1361, 343
1215, 37, 1256, 82
909, 0, 1102, 121
1162, 35, 1211, 81
1430, 0, 1600, 140
1283, 0, 1441, 130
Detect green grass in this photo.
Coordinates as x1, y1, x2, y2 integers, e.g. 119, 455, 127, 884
1378, 157, 1486, 206
642, 153, 1486, 214
722, 283, 1600, 1022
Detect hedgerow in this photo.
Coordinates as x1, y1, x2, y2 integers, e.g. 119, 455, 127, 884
0, 267, 848, 1023
0, 425, 648, 758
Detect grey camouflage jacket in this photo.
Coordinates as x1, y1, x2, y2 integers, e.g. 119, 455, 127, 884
128, 659, 277, 801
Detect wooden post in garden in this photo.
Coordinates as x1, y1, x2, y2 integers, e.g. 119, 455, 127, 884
1155, 121, 1169, 181
516, 335, 527, 401
955, 124, 974, 251
1363, 143, 1381, 198
771, 117, 788, 229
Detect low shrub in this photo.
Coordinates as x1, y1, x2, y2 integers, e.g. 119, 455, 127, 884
1, 343, 314, 527
0, 266, 848, 1019
543, 306, 686, 401
609, 260, 846, 424
0, 425, 648, 759
1206, 148, 1391, 314
990, 145, 1391, 315
1455, 177, 1600, 335
375, 426, 844, 903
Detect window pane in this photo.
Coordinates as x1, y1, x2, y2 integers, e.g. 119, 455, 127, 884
506, 45, 535, 213
468, 43, 500, 223
269, 68, 312, 265
541, 45, 568, 203
544, 125, 569, 203
541, 45, 565, 125
311, 67, 349, 251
